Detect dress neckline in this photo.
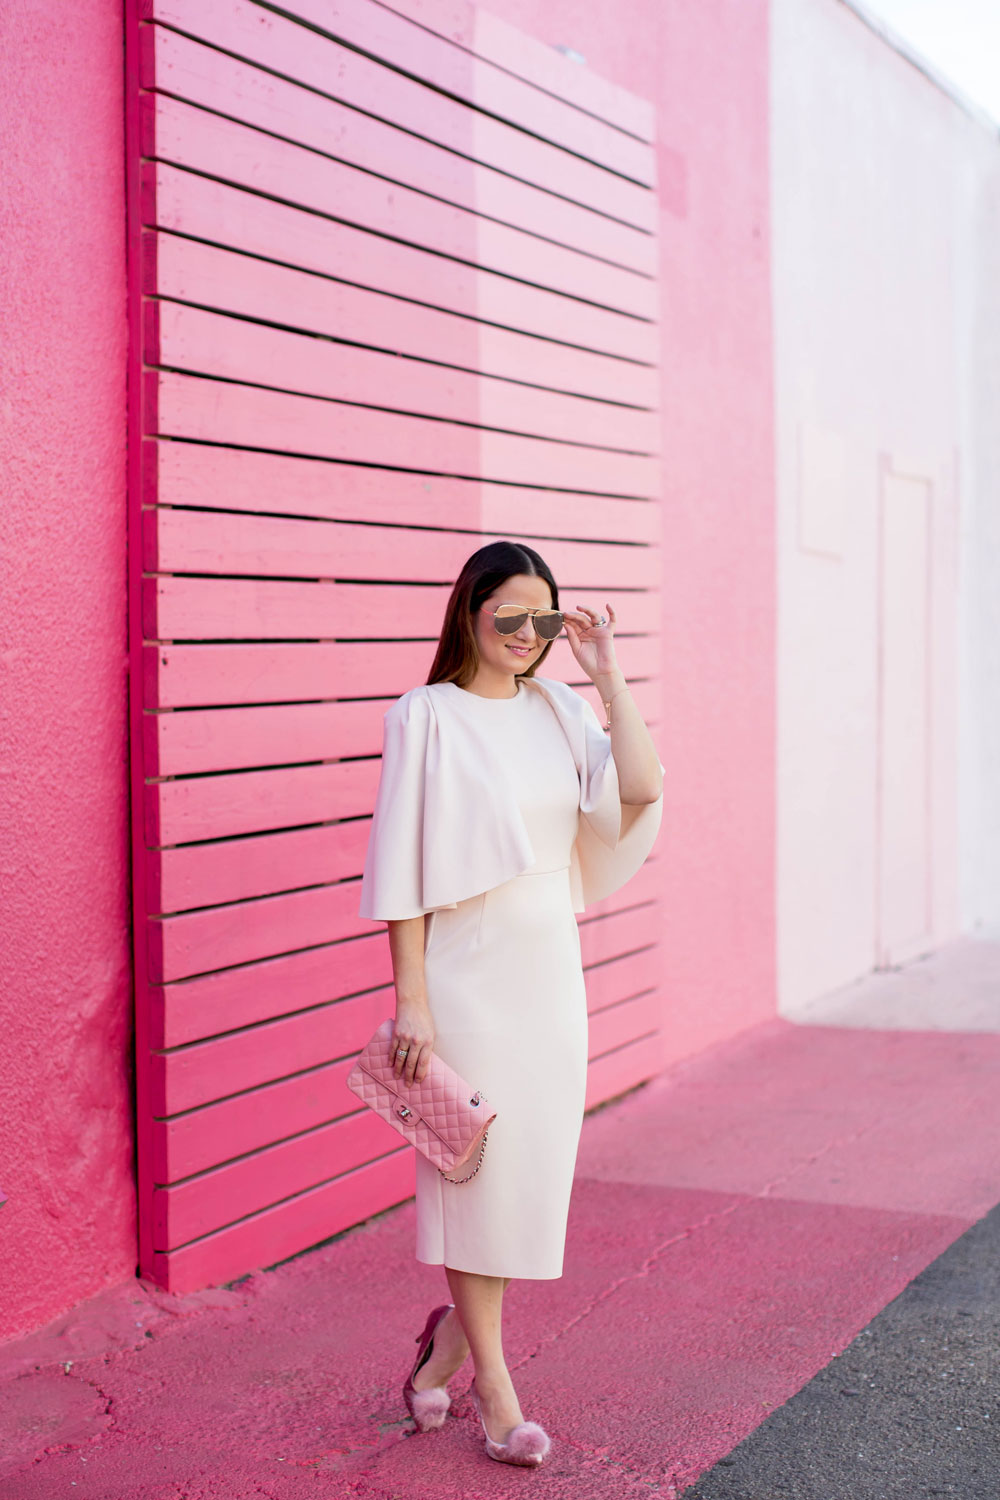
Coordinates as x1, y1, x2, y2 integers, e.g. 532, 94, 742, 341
439, 678, 529, 703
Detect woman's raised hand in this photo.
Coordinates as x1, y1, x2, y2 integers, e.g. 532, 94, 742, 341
561, 602, 618, 683
391, 997, 435, 1085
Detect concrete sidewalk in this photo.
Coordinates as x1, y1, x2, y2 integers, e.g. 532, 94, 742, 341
3, 939, 999, 1499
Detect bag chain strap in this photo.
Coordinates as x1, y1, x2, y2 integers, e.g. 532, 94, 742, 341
438, 1123, 491, 1184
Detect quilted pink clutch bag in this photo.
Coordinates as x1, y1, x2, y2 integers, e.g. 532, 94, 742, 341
347, 1019, 497, 1184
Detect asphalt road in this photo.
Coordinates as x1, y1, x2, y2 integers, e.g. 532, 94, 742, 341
685, 1200, 1000, 1499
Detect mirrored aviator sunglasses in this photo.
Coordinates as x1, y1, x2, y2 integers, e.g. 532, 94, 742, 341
490, 603, 564, 640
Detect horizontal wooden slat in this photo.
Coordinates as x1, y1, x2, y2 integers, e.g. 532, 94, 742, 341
144, 509, 659, 591
151, 794, 661, 975
587, 988, 660, 1061
154, 934, 661, 1118
145, 679, 660, 778
143, 0, 656, 229
153, 785, 661, 914
144, 437, 659, 542
143, 697, 374, 780
380, 0, 655, 142
153, 1108, 399, 1249
252, 0, 657, 186
578, 902, 658, 968
152, 864, 660, 1052
151, 928, 393, 1046
150, 1148, 414, 1292
146, 759, 380, 851
150, 234, 658, 413
146, 301, 658, 454
142, 25, 656, 276
147, 371, 660, 497
143, 640, 429, 711
143, 167, 659, 362
145, 575, 663, 641
150, 818, 372, 914
150, 879, 365, 985
144, 635, 660, 710
152, 1056, 359, 1181
141, 95, 658, 319
584, 1030, 660, 1111
585, 946, 661, 1015
152, 985, 391, 1115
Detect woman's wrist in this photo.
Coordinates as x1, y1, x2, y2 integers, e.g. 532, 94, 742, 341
395, 988, 430, 1012
592, 666, 627, 698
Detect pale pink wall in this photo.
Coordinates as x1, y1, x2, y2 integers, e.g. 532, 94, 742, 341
770, 0, 996, 1014
0, 1, 136, 1340
484, 0, 778, 1064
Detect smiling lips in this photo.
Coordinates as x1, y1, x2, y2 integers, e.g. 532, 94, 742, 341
506, 644, 534, 657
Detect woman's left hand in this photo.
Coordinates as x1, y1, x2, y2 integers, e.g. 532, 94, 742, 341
562, 603, 618, 682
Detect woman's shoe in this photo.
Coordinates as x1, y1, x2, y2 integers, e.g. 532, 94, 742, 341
402, 1303, 455, 1432
469, 1377, 551, 1467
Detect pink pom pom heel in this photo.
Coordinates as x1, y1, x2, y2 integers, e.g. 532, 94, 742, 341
403, 1303, 455, 1432
469, 1377, 551, 1467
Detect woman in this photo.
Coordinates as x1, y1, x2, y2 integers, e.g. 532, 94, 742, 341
358, 540, 662, 1466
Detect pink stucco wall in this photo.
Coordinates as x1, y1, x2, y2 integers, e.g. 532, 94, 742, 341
0, 1, 136, 1340
484, 0, 777, 1065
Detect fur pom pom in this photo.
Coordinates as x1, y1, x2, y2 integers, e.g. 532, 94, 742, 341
404, 1385, 450, 1432
503, 1422, 551, 1463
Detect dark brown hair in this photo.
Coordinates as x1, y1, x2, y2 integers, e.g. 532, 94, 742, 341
427, 540, 559, 687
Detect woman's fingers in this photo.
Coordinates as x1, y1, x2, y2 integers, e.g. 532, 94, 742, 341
391, 1031, 409, 1078
403, 1040, 431, 1086
413, 1042, 433, 1084
391, 1026, 434, 1083
567, 605, 615, 633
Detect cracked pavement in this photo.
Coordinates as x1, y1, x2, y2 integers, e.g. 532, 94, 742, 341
3, 948, 999, 1499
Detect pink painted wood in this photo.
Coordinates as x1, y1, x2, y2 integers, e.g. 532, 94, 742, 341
142, 0, 655, 229
152, 1057, 362, 1181
147, 370, 659, 497
144, 438, 660, 542
145, 575, 662, 643
153, 929, 661, 1118
584, 1033, 661, 1112
143, 166, 658, 361
227, 0, 657, 185
141, 95, 659, 320
141, 24, 657, 275
146, 299, 659, 454
152, 1109, 403, 1250
129, 0, 662, 1288
378, 0, 655, 142
149, 1151, 416, 1294
150, 235, 659, 410
144, 509, 659, 591
146, 760, 381, 851
144, 679, 659, 780
143, 636, 660, 710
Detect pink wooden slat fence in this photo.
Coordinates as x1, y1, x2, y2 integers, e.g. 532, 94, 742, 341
126, 0, 661, 1291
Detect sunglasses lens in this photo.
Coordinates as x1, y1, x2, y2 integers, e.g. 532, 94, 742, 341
492, 605, 528, 635
534, 610, 564, 639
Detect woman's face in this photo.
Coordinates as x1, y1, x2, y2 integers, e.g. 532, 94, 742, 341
474, 572, 555, 679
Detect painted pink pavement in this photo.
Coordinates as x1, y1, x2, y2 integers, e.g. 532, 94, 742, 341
3, 999, 999, 1498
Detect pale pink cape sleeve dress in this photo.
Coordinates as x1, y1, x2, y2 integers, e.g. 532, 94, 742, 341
358, 675, 662, 1279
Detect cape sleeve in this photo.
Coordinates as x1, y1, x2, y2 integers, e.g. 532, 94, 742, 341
358, 689, 440, 922
357, 686, 536, 922
531, 678, 664, 912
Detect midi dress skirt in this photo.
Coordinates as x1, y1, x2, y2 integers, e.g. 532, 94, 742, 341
358, 674, 662, 1281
